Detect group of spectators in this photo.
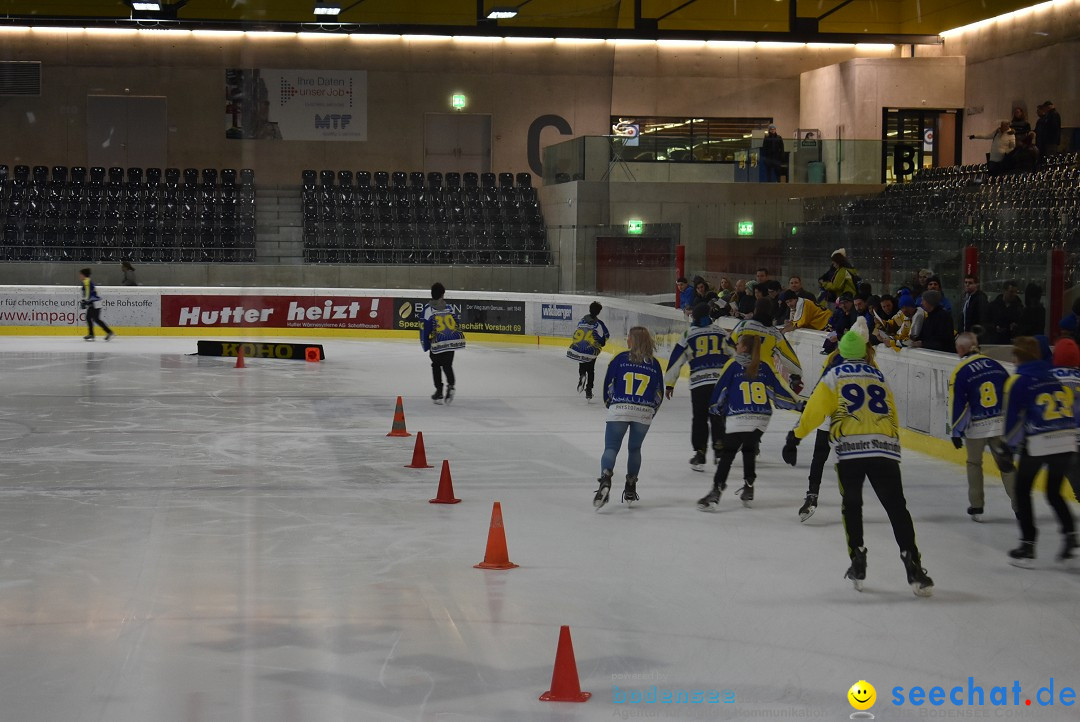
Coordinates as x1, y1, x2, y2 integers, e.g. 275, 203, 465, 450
970, 101, 1062, 176
679, 248, 1078, 356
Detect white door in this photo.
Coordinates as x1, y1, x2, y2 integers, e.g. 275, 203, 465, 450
424, 113, 491, 175
86, 95, 167, 169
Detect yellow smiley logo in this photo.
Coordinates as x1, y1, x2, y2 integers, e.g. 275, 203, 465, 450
848, 680, 876, 711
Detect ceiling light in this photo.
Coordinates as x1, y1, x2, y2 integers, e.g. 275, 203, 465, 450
314, 2, 342, 16
487, 8, 518, 19
132, 2, 161, 10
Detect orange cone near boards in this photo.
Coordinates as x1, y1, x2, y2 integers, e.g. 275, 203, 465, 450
406, 432, 434, 469
429, 460, 461, 503
386, 396, 411, 437
539, 626, 591, 703
235, 345, 246, 368
474, 501, 518, 569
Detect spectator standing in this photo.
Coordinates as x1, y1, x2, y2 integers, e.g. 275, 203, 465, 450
1003, 337, 1077, 567
970, 121, 1015, 176
947, 332, 1018, 521
120, 261, 138, 286
676, 276, 695, 314
819, 248, 859, 299
911, 290, 955, 352
960, 275, 989, 335
760, 124, 786, 183
911, 269, 933, 298
824, 292, 858, 353
755, 268, 770, 286
788, 275, 816, 301
987, 280, 1024, 344
1009, 132, 1039, 173
1034, 100, 1061, 156
1019, 283, 1046, 337
1010, 105, 1031, 138
917, 276, 952, 314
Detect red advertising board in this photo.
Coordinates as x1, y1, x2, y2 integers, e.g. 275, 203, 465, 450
161, 295, 394, 330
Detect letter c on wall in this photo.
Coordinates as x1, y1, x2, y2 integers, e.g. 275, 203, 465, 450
527, 115, 573, 178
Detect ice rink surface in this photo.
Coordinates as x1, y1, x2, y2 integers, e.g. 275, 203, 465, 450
1, 336, 1078, 721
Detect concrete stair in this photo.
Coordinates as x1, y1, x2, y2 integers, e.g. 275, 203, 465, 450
255, 188, 303, 265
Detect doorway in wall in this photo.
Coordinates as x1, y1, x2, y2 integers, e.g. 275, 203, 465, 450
86, 95, 167, 169
881, 108, 963, 184
424, 113, 492, 175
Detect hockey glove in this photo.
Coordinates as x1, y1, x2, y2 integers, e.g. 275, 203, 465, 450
951, 436, 963, 450
789, 374, 804, 395
782, 430, 799, 466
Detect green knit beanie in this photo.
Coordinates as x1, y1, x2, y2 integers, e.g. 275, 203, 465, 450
838, 329, 867, 359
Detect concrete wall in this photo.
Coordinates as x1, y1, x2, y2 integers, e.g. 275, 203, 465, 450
939, 2, 1080, 163
0, 30, 901, 185
0, 262, 561, 293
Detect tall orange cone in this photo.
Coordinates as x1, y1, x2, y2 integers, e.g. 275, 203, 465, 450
235, 344, 246, 368
406, 432, 434, 469
474, 501, 518, 569
429, 460, 461, 503
539, 626, 592, 702
386, 396, 411, 437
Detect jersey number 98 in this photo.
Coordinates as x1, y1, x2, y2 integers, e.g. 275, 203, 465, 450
841, 383, 889, 414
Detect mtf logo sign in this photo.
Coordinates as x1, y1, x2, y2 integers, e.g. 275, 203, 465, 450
315, 114, 352, 130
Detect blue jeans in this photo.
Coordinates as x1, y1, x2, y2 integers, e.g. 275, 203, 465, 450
602, 421, 650, 477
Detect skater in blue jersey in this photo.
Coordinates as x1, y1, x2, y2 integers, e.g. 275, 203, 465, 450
421, 282, 465, 404
594, 327, 664, 509
567, 301, 609, 401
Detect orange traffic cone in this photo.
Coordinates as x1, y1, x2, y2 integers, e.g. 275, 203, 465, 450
235, 344, 246, 368
406, 432, 434, 469
386, 396, 411, 437
474, 501, 518, 569
305, 347, 321, 362
429, 460, 461, 503
539, 626, 592, 702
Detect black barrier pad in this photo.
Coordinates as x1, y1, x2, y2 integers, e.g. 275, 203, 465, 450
197, 340, 326, 361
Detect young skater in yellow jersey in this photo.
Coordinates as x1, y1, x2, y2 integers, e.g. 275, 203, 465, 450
783, 328, 934, 597
729, 297, 804, 392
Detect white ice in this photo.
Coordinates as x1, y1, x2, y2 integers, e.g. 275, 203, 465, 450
1, 336, 1078, 722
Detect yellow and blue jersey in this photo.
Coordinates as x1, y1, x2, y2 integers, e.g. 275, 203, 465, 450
1004, 361, 1077, 456
81, 278, 101, 304
421, 300, 466, 354
794, 360, 901, 461
708, 357, 802, 433
947, 353, 1009, 439
1051, 366, 1080, 441
728, 319, 802, 379
663, 323, 729, 390
566, 315, 609, 362
603, 351, 664, 424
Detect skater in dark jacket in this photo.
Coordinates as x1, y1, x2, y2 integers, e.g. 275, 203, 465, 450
567, 301, 609, 401
78, 268, 115, 342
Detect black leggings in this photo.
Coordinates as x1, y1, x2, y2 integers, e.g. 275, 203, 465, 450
430, 351, 455, 391
1014, 451, 1074, 544
691, 384, 723, 453
578, 359, 597, 393
713, 431, 759, 489
837, 457, 919, 559
807, 428, 832, 495
86, 305, 113, 336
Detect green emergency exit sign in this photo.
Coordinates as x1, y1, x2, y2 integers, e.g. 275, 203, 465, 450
737, 221, 755, 236
627, 219, 643, 234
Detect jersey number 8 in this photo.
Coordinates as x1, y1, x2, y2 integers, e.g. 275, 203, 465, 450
979, 381, 998, 408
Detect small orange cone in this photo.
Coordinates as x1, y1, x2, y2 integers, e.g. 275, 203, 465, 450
235, 344, 246, 369
429, 459, 461, 503
406, 432, 434, 469
305, 347, 321, 362
474, 501, 518, 569
539, 626, 592, 702
386, 396, 411, 437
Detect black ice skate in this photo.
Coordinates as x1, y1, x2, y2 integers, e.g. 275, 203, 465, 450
689, 451, 706, 472
967, 506, 984, 523
845, 547, 867, 592
1008, 541, 1035, 569
697, 484, 723, 511
431, 389, 444, 405
445, 386, 455, 405
901, 550, 934, 597
585, 391, 593, 402
105, 332, 115, 341
799, 494, 818, 522
1058, 533, 1077, 564
622, 475, 639, 504
593, 470, 612, 509
84, 335, 94, 341
735, 482, 754, 507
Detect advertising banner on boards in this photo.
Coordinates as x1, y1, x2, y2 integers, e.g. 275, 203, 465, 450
394, 298, 526, 335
